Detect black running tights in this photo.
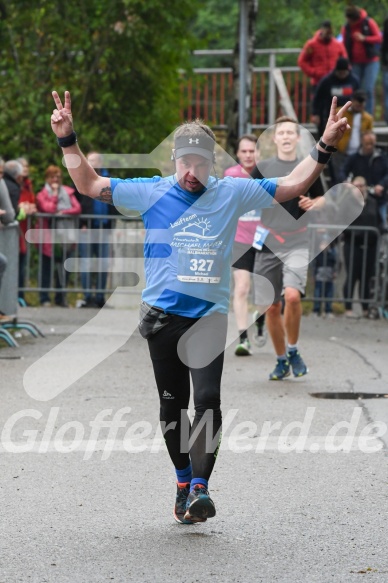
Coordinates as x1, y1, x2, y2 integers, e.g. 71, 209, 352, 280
147, 312, 227, 481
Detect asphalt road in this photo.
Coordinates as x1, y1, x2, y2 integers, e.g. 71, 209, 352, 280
1, 304, 388, 583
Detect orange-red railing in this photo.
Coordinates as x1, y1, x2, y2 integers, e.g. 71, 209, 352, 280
180, 49, 385, 128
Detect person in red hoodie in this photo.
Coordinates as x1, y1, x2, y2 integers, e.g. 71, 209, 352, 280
341, 5, 381, 115
298, 20, 348, 98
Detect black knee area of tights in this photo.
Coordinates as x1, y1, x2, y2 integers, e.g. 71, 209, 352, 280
194, 400, 221, 420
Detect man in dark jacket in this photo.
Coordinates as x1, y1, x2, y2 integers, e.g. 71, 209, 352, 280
312, 57, 359, 137
339, 176, 381, 317
343, 130, 388, 229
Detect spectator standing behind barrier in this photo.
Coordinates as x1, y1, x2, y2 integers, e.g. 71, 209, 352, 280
341, 5, 381, 115
3, 160, 23, 214
77, 152, 112, 308
17, 157, 36, 304
343, 131, 388, 230
298, 20, 348, 100
224, 134, 267, 356
0, 248, 7, 319
2, 159, 36, 225
330, 89, 373, 184
0, 160, 16, 225
251, 117, 325, 381
36, 165, 81, 307
339, 176, 381, 318
381, 16, 388, 125
312, 57, 359, 138
0, 218, 8, 319
0, 163, 16, 320
312, 237, 338, 318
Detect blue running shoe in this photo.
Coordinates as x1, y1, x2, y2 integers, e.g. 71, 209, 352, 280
269, 358, 290, 380
184, 485, 216, 522
287, 350, 308, 377
173, 483, 196, 524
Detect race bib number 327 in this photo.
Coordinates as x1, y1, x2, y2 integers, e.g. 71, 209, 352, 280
177, 248, 222, 283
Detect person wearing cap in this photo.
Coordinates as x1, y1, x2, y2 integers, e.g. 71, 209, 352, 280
331, 89, 373, 183
298, 20, 348, 98
312, 56, 359, 137
341, 5, 381, 115
50, 90, 351, 525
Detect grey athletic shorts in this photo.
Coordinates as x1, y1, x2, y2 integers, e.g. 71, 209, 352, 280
253, 248, 309, 304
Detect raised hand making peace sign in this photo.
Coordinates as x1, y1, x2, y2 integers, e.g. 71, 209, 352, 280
51, 90, 111, 200
51, 91, 74, 138
321, 96, 351, 148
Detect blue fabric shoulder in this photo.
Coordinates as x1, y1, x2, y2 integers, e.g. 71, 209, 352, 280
110, 175, 162, 193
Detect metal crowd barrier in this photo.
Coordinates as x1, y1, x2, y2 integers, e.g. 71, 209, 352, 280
0, 221, 19, 316
19, 215, 388, 319
22, 213, 145, 306
305, 224, 385, 318
0, 221, 45, 346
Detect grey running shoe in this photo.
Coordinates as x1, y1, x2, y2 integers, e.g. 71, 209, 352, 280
252, 311, 267, 348
235, 338, 252, 356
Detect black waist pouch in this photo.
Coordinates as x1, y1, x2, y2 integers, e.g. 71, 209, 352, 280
138, 301, 172, 339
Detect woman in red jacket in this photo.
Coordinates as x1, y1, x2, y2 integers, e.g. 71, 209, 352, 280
36, 165, 81, 306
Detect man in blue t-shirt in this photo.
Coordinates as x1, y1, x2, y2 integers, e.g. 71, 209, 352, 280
50, 90, 351, 524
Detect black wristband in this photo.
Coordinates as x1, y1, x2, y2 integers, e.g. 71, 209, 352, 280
57, 131, 77, 148
310, 146, 332, 165
318, 138, 337, 152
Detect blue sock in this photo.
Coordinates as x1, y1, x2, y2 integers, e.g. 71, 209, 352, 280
190, 478, 208, 492
175, 463, 192, 485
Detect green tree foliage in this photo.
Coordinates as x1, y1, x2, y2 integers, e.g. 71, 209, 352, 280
0, 0, 198, 181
